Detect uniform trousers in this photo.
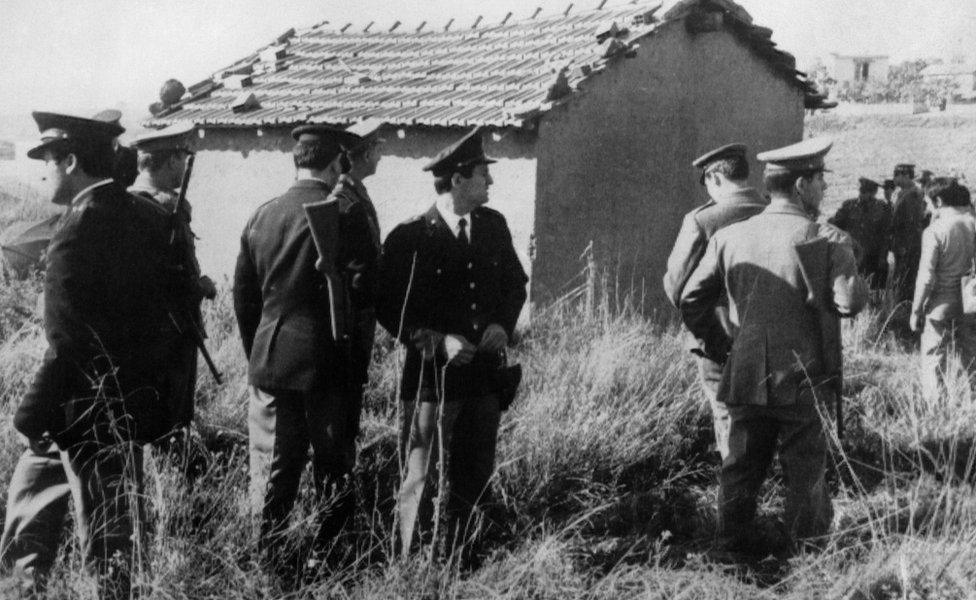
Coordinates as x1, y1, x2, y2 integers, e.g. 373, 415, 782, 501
861, 251, 889, 291
248, 386, 356, 556
162, 336, 198, 430
0, 440, 143, 598
698, 357, 730, 460
717, 389, 832, 553
894, 246, 922, 304
398, 391, 500, 558
920, 314, 976, 403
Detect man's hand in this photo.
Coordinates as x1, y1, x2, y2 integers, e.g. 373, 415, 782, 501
909, 312, 922, 333
443, 334, 476, 366
478, 324, 508, 353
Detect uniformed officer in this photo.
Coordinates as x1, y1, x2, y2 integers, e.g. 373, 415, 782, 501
328, 119, 385, 439
828, 177, 893, 289
663, 143, 766, 460
92, 108, 138, 188
377, 127, 528, 559
233, 123, 375, 572
681, 137, 867, 561
883, 179, 897, 203
891, 163, 927, 304
130, 123, 216, 477
0, 112, 174, 597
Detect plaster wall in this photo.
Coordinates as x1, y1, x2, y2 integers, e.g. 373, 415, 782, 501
532, 20, 803, 308
187, 128, 536, 280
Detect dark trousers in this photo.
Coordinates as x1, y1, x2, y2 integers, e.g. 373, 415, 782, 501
893, 246, 921, 304
248, 386, 357, 558
397, 392, 500, 558
717, 390, 832, 552
0, 441, 143, 598
861, 251, 889, 290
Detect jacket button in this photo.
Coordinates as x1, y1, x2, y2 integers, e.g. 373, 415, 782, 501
471, 303, 477, 310
467, 262, 473, 269
473, 323, 479, 330
469, 282, 475, 289
436, 268, 442, 275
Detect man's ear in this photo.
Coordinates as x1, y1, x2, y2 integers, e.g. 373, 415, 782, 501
63, 153, 79, 175
451, 172, 464, 188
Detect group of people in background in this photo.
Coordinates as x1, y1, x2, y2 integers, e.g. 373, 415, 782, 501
665, 139, 974, 563
828, 164, 976, 402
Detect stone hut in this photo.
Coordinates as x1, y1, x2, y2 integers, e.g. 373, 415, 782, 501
147, 0, 826, 308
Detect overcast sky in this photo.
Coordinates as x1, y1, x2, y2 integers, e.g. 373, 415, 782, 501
0, 0, 973, 122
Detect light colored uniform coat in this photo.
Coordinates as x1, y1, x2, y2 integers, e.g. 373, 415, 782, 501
681, 201, 866, 406
679, 199, 867, 550
662, 186, 765, 458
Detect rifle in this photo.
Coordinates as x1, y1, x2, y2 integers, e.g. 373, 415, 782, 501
169, 153, 224, 384
303, 199, 351, 344
794, 226, 844, 439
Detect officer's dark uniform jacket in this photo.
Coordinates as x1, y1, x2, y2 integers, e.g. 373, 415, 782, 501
14, 181, 173, 447
892, 185, 927, 253
128, 186, 204, 324
328, 173, 382, 387
378, 204, 528, 401
828, 195, 892, 264
233, 178, 377, 392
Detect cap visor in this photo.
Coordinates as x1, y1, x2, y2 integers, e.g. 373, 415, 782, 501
26, 141, 57, 160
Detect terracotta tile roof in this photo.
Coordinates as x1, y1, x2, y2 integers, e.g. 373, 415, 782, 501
147, 0, 823, 129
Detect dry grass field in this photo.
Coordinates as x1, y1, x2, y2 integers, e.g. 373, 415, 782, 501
0, 108, 975, 598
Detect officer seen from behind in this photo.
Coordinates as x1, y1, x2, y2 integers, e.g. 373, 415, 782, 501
828, 177, 892, 290
663, 143, 766, 460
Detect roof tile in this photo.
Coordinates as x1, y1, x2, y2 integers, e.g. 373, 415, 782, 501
148, 0, 822, 128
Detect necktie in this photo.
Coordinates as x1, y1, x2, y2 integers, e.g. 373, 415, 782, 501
458, 217, 469, 245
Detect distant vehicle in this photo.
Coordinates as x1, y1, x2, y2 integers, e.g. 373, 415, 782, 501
0, 140, 14, 161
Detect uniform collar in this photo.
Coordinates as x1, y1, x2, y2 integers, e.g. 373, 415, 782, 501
292, 177, 333, 192
70, 178, 114, 208
435, 197, 471, 238
711, 185, 762, 206
763, 198, 812, 218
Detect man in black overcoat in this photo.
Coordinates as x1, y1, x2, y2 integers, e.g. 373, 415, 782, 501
328, 119, 385, 443
233, 124, 376, 567
377, 127, 528, 558
0, 112, 174, 598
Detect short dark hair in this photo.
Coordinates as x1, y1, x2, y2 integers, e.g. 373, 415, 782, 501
47, 138, 116, 178
705, 155, 749, 181
136, 149, 181, 172
764, 169, 820, 195
433, 163, 476, 194
293, 140, 338, 170
926, 177, 971, 208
